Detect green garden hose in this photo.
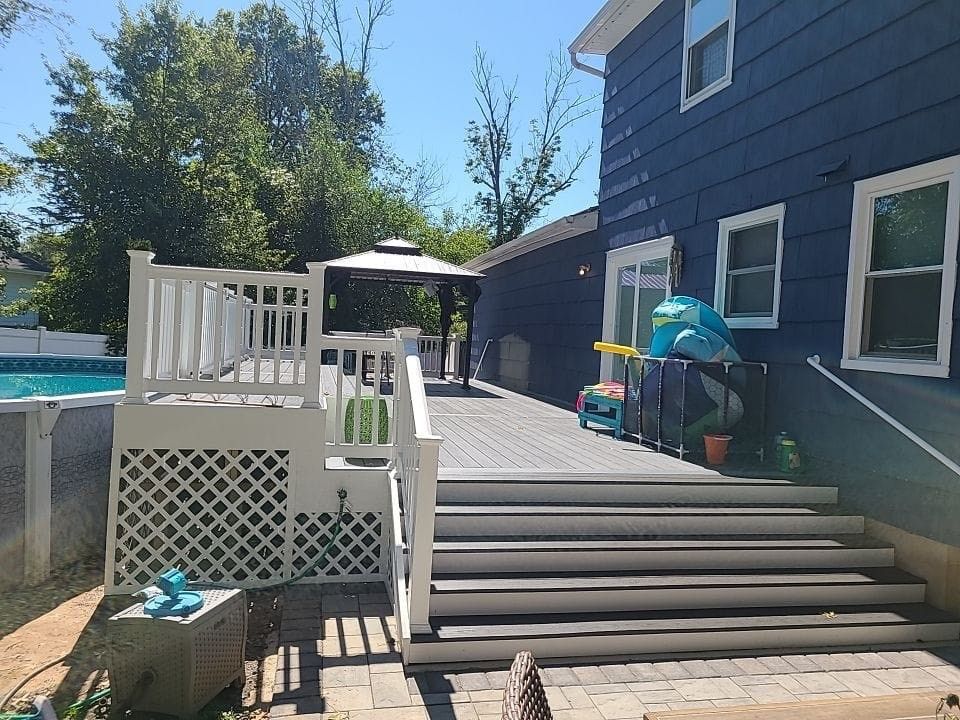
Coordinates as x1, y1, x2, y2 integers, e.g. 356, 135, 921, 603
193, 487, 349, 591
276, 487, 349, 588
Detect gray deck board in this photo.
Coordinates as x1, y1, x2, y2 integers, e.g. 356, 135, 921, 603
159, 358, 709, 477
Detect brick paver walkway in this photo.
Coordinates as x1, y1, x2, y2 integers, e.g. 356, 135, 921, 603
271, 584, 960, 719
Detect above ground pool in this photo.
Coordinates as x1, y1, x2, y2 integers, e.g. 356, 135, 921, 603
0, 354, 126, 399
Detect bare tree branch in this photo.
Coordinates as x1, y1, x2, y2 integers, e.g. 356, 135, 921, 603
465, 45, 599, 246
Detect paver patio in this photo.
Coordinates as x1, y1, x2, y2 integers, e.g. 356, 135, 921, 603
270, 583, 960, 719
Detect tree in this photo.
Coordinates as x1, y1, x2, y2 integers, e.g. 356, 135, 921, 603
466, 47, 597, 246
0, 0, 58, 45
20, 0, 489, 343
0, 0, 65, 293
29, 1, 284, 343
235, 0, 387, 159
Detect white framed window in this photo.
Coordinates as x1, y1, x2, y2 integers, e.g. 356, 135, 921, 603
680, 0, 736, 112
714, 203, 785, 329
842, 155, 960, 378
600, 235, 674, 379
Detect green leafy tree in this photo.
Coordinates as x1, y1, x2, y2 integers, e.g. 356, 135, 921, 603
236, 0, 385, 158
0, 0, 66, 293
30, 1, 284, 343
466, 47, 596, 246
0, 0, 59, 45
21, 0, 487, 344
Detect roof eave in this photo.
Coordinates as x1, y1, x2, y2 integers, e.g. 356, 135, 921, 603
569, 0, 663, 57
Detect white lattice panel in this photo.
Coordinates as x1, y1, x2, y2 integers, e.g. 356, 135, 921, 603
291, 511, 384, 581
108, 448, 290, 590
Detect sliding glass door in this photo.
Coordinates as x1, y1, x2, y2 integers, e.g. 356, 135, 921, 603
601, 237, 674, 378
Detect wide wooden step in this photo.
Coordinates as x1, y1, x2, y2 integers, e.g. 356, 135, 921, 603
433, 505, 864, 537
429, 535, 895, 573
428, 567, 926, 615
436, 471, 838, 505
406, 603, 960, 663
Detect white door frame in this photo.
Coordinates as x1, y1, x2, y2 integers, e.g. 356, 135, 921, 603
600, 235, 675, 379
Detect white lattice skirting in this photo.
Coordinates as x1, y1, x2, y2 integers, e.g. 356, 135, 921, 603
106, 447, 387, 592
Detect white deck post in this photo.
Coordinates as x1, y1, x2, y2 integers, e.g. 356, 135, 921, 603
408, 434, 441, 634
125, 250, 155, 404
303, 262, 326, 408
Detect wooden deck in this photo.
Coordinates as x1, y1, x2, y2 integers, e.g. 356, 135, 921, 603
423, 379, 700, 474
158, 358, 704, 476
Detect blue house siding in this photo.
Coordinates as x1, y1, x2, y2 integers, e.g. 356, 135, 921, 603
598, 0, 960, 545
471, 229, 605, 408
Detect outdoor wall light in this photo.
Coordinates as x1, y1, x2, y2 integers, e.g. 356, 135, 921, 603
578, 263, 591, 277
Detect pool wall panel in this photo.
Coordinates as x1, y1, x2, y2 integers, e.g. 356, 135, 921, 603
0, 412, 25, 588
50, 405, 114, 569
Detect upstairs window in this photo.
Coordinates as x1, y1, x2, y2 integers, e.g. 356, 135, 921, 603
842, 155, 960, 378
715, 204, 785, 329
681, 0, 736, 111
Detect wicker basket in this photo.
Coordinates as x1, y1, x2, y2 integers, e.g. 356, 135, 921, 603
107, 588, 246, 718
502, 651, 553, 720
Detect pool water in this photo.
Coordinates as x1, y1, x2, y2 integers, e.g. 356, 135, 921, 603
0, 372, 126, 399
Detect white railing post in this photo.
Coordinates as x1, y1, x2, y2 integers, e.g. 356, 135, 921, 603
407, 435, 440, 633
125, 250, 155, 404
303, 262, 326, 408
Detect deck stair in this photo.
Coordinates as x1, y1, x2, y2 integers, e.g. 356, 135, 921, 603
404, 468, 960, 663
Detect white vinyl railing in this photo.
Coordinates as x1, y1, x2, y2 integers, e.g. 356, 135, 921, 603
393, 327, 442, 633
417, 335, 461, 377
125, 250, 325, 405
322, 333, 396, 458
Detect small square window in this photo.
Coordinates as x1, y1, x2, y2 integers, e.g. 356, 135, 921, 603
842, 156, 960, 377
681, 0, 736, 111
714, 204, 785, 329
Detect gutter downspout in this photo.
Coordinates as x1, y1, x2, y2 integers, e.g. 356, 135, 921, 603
569, 49, 605, 78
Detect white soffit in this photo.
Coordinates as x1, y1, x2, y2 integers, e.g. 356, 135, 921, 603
569, 0, 663, 56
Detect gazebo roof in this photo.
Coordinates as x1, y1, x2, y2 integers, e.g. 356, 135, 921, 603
324, 237, 483, 284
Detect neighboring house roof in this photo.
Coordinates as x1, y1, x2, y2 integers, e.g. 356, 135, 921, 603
570, 0, 662, 57
325, 237, 483, 284
2, 250, 50, 275
464, 207, 598, 273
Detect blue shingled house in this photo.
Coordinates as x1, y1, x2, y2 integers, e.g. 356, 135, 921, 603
466, 0, 960, 614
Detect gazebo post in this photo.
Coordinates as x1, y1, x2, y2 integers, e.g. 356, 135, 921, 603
461, 281, 481, 390
438, 285, 455, 381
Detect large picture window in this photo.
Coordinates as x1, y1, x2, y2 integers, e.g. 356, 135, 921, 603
681, 0, 736, 111
714, 204, 785, 329
842, 155, 960, 377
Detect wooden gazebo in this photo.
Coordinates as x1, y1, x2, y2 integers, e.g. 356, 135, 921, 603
323, 238, 484, 389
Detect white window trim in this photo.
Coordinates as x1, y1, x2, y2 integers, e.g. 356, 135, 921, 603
714, 203, 785, 329
841, 155, 960, 379
680, 0, 737, 113
600, 235, 675, 379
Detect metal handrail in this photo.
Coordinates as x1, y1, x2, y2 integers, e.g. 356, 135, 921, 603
806, 354, 960, 479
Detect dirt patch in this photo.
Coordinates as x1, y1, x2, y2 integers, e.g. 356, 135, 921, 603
0, 565, 281, 720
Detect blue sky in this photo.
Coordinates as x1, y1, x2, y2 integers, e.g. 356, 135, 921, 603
0, 0, 603, 228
